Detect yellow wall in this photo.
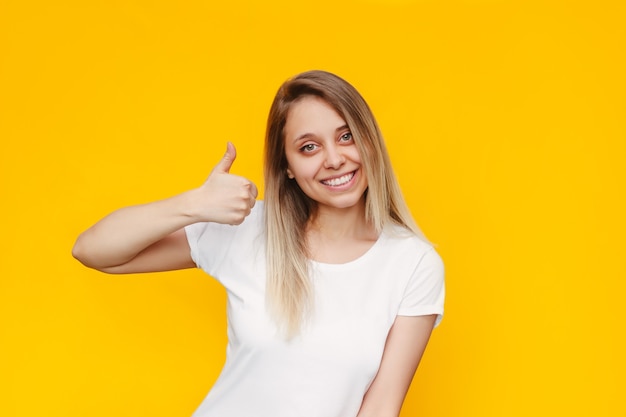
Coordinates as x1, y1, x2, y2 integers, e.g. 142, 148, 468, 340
1, 1, 624, 416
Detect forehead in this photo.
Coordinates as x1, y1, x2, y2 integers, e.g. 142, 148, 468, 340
284, 96, 346, 140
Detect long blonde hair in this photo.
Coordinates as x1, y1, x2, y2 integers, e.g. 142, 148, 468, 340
264, 70, 423, 337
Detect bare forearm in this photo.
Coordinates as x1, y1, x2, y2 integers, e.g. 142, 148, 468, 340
356, 315, 436, 417
72, 190, 199, 269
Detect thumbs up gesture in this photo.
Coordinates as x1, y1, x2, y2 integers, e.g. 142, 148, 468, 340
195, 142, 258, 225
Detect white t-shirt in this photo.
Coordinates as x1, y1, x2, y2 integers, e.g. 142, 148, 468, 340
185, 202, 444, 417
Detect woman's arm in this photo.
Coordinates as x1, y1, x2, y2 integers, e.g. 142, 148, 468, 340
72, 142, 257, 274
357, 314, 438, 417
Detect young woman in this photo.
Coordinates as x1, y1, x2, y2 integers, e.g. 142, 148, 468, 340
73, 70, 445, 417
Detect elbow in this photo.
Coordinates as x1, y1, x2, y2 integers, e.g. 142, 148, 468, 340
71, 235, 91, 267
72, 235, 128, 274
72, 234, 103, 270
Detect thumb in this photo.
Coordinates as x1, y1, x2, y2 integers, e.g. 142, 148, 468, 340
212, 142, 237, 174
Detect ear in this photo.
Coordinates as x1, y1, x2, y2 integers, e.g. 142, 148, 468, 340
286, 168, 295, 179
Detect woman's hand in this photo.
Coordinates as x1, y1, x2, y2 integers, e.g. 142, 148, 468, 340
190, 142, 258, 225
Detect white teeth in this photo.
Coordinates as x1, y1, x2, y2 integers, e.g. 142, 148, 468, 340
322, 172, 354, 186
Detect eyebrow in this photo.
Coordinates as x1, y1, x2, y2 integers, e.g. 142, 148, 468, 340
293, 124, 350, 144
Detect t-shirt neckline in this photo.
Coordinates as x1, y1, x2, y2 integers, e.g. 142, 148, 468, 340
308, 231, 387, 271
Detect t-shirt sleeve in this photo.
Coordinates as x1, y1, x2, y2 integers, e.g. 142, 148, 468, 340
397, 247, 445, 327
183, 202, 265, 282
184, 221, 239, 279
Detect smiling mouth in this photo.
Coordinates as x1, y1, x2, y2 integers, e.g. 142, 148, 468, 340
321, 171, 356, 187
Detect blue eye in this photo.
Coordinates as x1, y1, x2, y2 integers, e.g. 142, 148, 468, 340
340, 132, 353, 142
300, 143, 317, 152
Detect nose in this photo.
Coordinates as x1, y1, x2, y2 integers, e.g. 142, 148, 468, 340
323, 144, 345, 169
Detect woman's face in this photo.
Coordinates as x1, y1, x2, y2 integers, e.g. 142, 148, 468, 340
283, 96, 368, 213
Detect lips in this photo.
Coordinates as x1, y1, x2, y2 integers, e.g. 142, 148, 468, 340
321, 171, 355, 187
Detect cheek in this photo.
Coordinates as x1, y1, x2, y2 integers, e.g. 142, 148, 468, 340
292, 163, 319, 181
286, 154, 319, 180
348, 146, 363, 164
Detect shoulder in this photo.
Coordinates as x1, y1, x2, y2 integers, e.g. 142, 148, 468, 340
381, 223, 438, 258
382, 226, 445, 323
184, 201, 266, 273
377, 224, 444, 282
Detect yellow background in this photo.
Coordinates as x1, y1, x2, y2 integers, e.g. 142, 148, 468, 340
1, 0, 624, 416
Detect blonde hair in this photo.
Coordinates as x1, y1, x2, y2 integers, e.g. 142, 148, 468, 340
264, 70, 424, 337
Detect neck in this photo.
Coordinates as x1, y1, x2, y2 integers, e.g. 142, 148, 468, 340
308, 200, 376, 241
305, 200, 380, 264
